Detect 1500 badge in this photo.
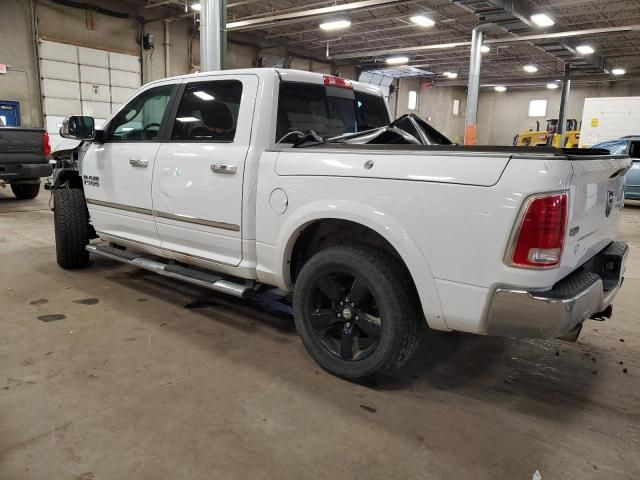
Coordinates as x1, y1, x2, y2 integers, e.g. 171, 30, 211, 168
83, 175, 100, 187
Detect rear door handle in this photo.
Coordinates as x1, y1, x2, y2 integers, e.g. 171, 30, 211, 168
211, 163, 237, 174
129, 158, 149, 168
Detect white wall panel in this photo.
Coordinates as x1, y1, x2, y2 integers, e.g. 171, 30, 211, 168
80, 65, 110, 85
111, 86, 137, 104
82, 101, 111, 119
40, 59, 79, 82
109, 52, 140, 73
39, 40, 77, 63
580, 96, 640, 147
110, 69, 140, 88
78, 47, 109, 68
81, 82, 110, 102
41, 79, 80, 100
43, 97, 81, 116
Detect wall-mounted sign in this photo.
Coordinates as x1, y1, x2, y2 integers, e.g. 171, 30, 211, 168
0, 64, 7, 74
591, 118, 599, 128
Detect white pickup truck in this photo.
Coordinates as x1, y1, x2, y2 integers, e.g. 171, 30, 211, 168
53, 68, 630, 381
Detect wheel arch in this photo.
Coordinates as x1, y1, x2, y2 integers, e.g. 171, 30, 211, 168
273, 201, 448, 331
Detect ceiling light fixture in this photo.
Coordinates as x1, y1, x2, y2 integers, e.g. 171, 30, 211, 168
530, 13, 554, 27
494, 86, 507, 92
576, 45, 595, 54
523, 65, 538, 73
443, 71, 458, 79
191, 3, 201, 11
612, 68, 626, 75
410, 15, 435, 27
193, 91, 214, 101
546, 83, 559, 89
481, 45, 490, 53
386, 56, 409, 65
319, 19, 352, 31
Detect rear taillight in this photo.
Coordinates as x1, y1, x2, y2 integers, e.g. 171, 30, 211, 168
42, 131, 51, 158
509, 193, 568, 268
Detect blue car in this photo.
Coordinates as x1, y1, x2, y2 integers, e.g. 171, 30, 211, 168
593, 136, 640, 200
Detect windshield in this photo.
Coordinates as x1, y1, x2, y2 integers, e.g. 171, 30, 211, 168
592, 140, 628, 155
276, 81, 389, 143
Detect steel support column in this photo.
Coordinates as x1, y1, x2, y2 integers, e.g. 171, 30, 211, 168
200, 0, 222, 71
557, 64, 571, 148
465, 27, 484, 145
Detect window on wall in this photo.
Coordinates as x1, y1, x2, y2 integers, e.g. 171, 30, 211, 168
408, 90, 418, 110
528, 99, 548, 117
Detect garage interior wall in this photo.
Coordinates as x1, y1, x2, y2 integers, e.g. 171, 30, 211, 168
0, 0, 356, 130
0, 0, 41, 127
396, 78, 640, 145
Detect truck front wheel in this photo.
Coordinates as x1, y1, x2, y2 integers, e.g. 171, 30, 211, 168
293, 245, 423, 381
54, 188, 90, 269
11, 181, 40, 200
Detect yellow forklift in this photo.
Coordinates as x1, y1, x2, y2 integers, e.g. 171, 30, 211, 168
514, 119, 580, 148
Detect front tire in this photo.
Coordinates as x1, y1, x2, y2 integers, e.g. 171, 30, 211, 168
11, 181, 40, 200
54, 188, 90, 269
293, 245, 423, 381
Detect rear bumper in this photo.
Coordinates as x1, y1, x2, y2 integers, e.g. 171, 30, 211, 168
0, 162, 52, 181
485, 241, 628, 338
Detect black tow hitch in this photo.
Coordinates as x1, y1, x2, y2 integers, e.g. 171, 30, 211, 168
590, 304, 613, 321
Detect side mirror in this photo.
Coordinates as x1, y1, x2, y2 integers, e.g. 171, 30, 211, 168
60, 116, 95, 140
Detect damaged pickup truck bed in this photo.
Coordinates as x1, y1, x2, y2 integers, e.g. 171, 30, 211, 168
51, 68, 630, 381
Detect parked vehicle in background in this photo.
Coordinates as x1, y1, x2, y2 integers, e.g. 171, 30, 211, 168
51, 68, 630, 381
592, 137, 640, 200
0, 124, 52, 199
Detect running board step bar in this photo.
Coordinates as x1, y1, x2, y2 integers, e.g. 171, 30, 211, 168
85, 244, 252, 298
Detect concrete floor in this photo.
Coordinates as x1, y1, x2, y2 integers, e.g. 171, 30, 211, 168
1, 189, 639, 480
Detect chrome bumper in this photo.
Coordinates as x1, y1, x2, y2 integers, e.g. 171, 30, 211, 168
485, 241, 628, 338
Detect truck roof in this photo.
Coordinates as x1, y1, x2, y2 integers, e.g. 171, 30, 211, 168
145, 68, 383, 97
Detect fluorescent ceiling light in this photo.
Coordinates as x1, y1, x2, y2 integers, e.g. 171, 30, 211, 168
176, 116, 200, 123
481, 45, 490, 53
524, 65, 538, 73
612, 68, 626, 75
410, 15, 435, 27
193, 91, 214, 101
576, 45, 595, 54
443, 71, 458, 79
191, 3, 201, 11
319, 19, 351, 31
386, 56, 409, 65
546, 83, 559, 89
494, 86, 507, 92
530, 13, 554, 27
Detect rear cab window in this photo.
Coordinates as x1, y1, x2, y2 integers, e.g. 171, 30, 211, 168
276, 81, 389, 143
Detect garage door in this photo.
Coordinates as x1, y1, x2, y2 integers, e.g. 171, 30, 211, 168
39, 40, 141, 151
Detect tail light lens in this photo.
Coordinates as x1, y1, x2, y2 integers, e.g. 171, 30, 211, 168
509, 193, 568, 268
42, 131, 52, 158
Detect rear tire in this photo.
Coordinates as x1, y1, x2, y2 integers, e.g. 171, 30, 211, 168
293, 245, 423, 381
54, 188, 90, 269
11, 181, 40, 200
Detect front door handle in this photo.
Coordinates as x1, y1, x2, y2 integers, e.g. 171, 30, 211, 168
211, 163, 237, 174
129, 158, 149, 168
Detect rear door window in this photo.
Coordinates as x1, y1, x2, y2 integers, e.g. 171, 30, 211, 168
171, 80, 243, 142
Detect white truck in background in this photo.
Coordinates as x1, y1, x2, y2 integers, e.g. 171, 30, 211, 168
579, 96, 640, 147
51, 68, 630, 381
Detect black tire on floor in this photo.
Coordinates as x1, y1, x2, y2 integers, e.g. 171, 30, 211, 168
54, 188, 90, 269
293, 245, 423, 381
11, 181, 40, 200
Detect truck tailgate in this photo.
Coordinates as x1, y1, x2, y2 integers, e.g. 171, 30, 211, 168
563, 155, 630, 273
0, 127, 46, 165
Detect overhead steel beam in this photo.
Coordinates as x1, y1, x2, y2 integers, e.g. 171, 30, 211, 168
331, 24, 640, 60
226, 0, 405, 31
